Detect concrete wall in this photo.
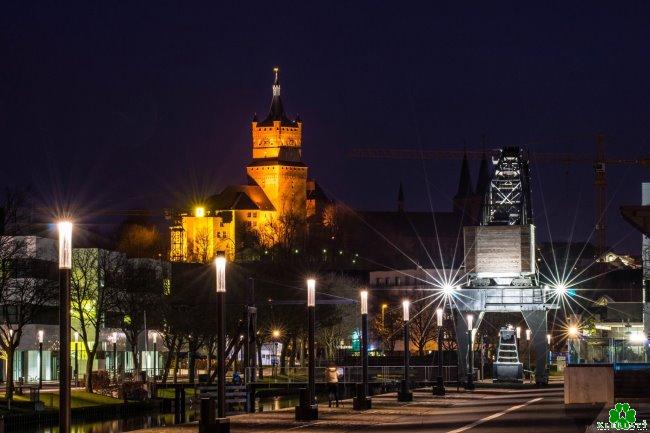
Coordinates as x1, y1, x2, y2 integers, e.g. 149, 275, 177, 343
564, 365, 614, 405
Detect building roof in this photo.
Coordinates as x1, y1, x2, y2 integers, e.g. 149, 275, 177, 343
256, 68, 300, 127
208, 185, 275, 211
590, 301, 643, 323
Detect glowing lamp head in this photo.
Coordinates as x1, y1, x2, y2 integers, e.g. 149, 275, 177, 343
546, 334, 551, 345
153, 333, 157, 344
555, 284, 567, 295
359, 290, 368, 315
215, 256, 226, 293
307, 278, 316, 307
195, 207, 205, 218
112, 331, 118, 344
37, 330, 44, 344
568, 325, 579, 338
442, 284, 454, 296
272, 329, 281, 338
436, 308, 443, 327
525, 329, 531, 341
516, 326, 521, 339
74, 331, 79, 343
402, 300, 410, 321
467, 314, 474, 331
57, 221, 73, 269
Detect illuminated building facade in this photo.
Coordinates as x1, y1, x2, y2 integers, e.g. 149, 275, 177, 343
171, 68, 318, 262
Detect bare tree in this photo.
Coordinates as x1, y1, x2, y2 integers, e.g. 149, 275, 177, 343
114, 258, 164, 373
70, 248, 120, 391
409, 301, 438, 356
372, 308, 400, 355
0, 188, 57, 401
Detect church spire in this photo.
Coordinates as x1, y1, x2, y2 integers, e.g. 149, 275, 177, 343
476, 152, 490, 196
455, 152, 474, 198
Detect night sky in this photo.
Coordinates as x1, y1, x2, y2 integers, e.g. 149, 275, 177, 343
1, 2, 649, 253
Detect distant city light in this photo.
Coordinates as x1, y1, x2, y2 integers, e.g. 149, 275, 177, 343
629, 332, 647, 343
195, 207, 205, 217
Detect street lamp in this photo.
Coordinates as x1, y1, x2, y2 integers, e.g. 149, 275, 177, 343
112, 332, 118, 381
433, 307, 445, 396
38, 330, 44, 389
272, 330, 280, 378
58, 221, 72, 433
296, 278, 318, 420
74, 332, 79, 387
547, 334, 552, 365
214, 255, 229, 432
466, 314, 475, 390
567, 325, 580, 364
153, 332, 157, 383
525, 329, 532, 372
398, 300, 413, 402
354, 289, 371, 410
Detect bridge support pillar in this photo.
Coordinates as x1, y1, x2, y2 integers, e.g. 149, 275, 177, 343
522, 309, 549, 385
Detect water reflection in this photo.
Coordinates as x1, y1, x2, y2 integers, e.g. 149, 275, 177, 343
14, 395, 303, 433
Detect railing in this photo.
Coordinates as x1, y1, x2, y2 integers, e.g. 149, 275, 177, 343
244, 365, 458, 385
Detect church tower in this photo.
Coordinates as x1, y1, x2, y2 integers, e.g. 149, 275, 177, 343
246, 68, 307, 217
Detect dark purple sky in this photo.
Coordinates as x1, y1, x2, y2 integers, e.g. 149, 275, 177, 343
1, 2, 649, 253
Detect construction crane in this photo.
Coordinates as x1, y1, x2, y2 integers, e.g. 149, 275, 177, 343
348, 135, 650, 258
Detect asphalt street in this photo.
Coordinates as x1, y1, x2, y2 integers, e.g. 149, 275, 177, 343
135, 385, 606, 433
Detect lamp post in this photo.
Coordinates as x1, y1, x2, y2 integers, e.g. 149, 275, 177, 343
214, 255, 230, 432
272, 329, 280, 378
466, 314, 475, 390
433, 307, 445, 395
153, 333, 157, 383
354, 290, 371, 410
38, 330, 44, 389
74, 332, 79, 387
295, 278, 318, 420
567, 326, 579, 364
58, 221, 72, 433
398, 300, 413, 401
525, 329, 531, 373
112, 332, 117, 382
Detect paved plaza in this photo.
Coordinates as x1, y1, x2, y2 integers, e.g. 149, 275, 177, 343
133, 385, 607, 433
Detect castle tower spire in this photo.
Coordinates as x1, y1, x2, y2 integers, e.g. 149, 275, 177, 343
260, 67, 292, 125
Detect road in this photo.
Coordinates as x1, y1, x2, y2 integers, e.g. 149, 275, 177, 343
135, 385, 604, 433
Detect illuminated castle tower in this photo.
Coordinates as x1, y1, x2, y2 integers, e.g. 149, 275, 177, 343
170, 68, 317, 263
246, 68, 307, 218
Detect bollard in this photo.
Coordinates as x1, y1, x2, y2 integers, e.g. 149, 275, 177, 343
200, 397, 216, 433
174, 386, 181, 424
353, 382, 372, 410
180, 387, 186, 423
